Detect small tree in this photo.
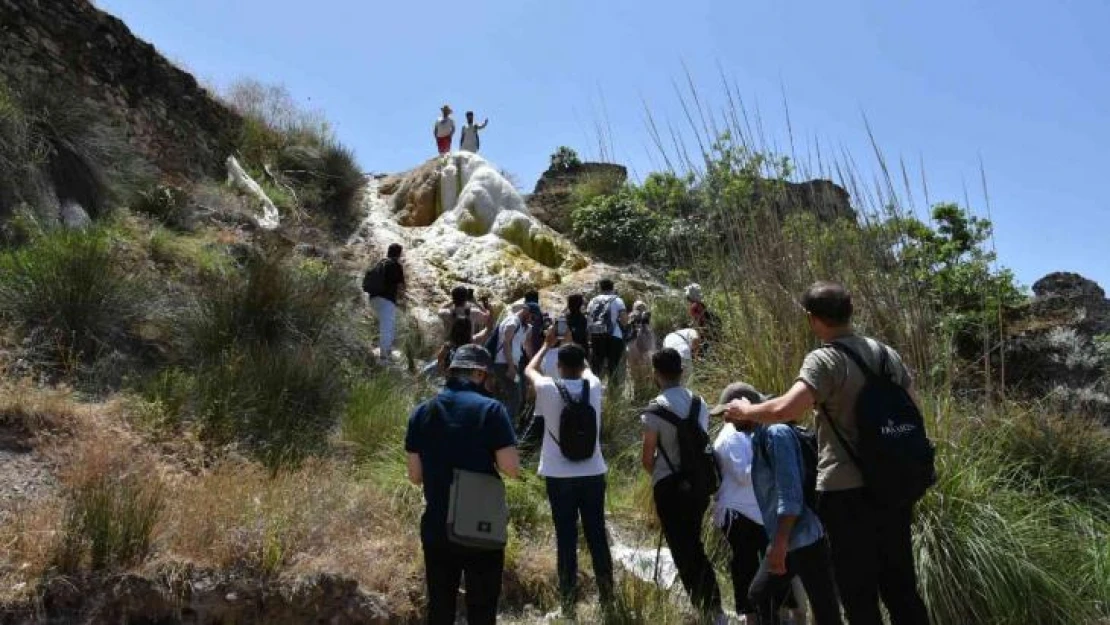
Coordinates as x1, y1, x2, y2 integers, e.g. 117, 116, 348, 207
549, 146, 582, 172
571, 189, 667, 264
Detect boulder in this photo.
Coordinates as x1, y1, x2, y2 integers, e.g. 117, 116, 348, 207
528, 162, 627, 234
1004, 272, 1110, 421
778, 179, 855, 222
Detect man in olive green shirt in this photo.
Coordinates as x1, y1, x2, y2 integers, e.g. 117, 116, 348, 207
722, 281, 929, 625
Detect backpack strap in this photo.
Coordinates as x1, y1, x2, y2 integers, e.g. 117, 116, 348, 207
825, 339, 892, 381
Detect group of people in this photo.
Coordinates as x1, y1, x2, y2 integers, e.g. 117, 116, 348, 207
370, 246, 932, 624
434, 104, 489, 155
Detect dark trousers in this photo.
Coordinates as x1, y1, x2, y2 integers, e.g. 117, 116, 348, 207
817, 488, 930, 625
545, 475, 614, 605
653, 476, 721, 615
749, 538, 843, 625
589, 334, 624, 380
722, 511, 782, 615
423, 542, 504, 625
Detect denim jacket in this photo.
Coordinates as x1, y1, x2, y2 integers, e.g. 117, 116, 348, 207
750, 424, 824, 551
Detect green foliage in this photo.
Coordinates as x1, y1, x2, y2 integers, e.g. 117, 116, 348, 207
134, 183, 193, 230
0, 227, 146, 371
887, 203, 1023, 348
570, 171, 625, 208
636, 172, 699, 218
570, 189, 667, 264
222, 79, 363, 234
341, 373, 423, 462
54, 471, 164, 573
549, 146, 582, 171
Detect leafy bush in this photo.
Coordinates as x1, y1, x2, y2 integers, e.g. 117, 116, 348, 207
276, 142, 364, 233
133, 183, 193, 230
636, 172, 700, 218
570, 170, 625, 208
0, 227, 146, 371
54, 470, 164, 573
549, 146, 582, 171
571, 190, 668, 265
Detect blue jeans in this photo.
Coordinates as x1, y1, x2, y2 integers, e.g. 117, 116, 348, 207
545, 474, 614, 605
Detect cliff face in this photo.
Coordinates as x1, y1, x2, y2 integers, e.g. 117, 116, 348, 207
0, 0, 240, 178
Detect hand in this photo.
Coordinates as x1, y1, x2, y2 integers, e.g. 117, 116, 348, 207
767, 541, 788, 576
724, 397, 752, 421
544, 324, 559, 347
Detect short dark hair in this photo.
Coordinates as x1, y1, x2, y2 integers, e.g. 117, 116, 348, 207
450, 285, 469, 306
567, 293, 584, 313
387, 243, 403, 259
652, 348, 684, 381
524, 290, 539, 304
801, 281, 853, 326
466, 110, 474, 116
557, 343, 587, 375
598, 278, 614, 292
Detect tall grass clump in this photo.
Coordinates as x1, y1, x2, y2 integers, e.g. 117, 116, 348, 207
152, 246, 363, 467
0, 226, 147, 373
54, 470, 164, 573
341, 372, 425, 462
222, 79, 364, 234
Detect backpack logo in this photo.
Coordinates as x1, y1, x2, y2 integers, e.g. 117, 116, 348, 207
881, 419, 917, 436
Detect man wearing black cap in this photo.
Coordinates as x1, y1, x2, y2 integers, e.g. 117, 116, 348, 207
524, 327, 612, 617
710, 383, 842, 625
406, 345, 520, 625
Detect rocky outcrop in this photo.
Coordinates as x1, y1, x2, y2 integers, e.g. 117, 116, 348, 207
0, 567, 391, 625
0, 0, 241, 178
528, 162, 628, 233
1004, 272, 1110, 420
778, 179, 856, 222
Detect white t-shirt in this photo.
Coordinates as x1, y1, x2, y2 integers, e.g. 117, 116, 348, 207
587, 293, 627, 339
534, 371, 607, 478
494, 316, 527, 365
434, 117, 455, 138
460, 124, 480, 152
712, 424, 763, 527
663, 328, 699, 363
541, 349, 561, 378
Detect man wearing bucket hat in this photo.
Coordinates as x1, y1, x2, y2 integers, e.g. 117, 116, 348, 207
406, 344, 520, 625
434, 105, 456, 155
710, 383, 842, 625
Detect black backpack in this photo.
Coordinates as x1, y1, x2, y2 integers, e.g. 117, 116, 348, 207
449, 305, 473, 345
646, 396, 721, 499
548, 379, 598, 461
755, 424, 819, 509
587, 296, 617, 336
823, 341, 937, 507
362, 260, 387, 296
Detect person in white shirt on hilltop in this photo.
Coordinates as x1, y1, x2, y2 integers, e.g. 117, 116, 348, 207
459, 110, 489, 153
525, 327, 613, 616
433, 104, 455, 155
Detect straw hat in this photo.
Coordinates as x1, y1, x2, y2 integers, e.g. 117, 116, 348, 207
441, 104, 453, 114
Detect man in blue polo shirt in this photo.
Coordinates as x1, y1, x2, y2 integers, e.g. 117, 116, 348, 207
406, 345, 521, 625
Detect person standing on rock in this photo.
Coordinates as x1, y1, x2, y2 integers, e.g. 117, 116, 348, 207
525, 329, 613, 617
406, 344, 520, 625
434, 105, 455, 155
459, 111, 489, 153
362, 243, 405, 363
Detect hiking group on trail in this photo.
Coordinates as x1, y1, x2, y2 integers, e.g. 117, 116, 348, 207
434, 104, 489, 155
367, 247, 937, 625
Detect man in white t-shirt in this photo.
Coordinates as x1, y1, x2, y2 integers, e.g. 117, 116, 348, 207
433, 105, 455, 155
492, 304, 531, 419
663, 327, 700, 381
459, 110, 489, 153
586, 278, 628, 381
525, 328, 613, 614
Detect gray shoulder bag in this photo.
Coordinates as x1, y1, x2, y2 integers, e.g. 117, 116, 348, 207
433, 402, 509, 550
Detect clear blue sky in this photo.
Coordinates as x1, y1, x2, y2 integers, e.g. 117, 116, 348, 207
98, 0, 1110, 291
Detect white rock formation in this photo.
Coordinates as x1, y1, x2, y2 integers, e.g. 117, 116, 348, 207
226, 156, 280, 230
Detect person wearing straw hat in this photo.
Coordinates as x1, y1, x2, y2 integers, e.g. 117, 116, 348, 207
434, 105, 456, 155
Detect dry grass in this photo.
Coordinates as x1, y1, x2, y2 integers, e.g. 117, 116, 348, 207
0, 379, 80, 443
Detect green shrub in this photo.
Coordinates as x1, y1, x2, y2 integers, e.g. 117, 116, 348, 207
571, 190, 668, 265
0, 227, 146, 371
570, 170, 625, 208
277, 142, 364, 233
550, 146, 582, 171
133, 183, 193, 230
192, 344, 345, 468
54, 470, 164, 573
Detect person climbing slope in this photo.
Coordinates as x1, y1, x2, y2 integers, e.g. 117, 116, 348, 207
459, 110, 489, 153
434, 105, 455, 155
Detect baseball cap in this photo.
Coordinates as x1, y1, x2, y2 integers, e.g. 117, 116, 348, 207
449, 344, 492, 372
708, 382, 767, 416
